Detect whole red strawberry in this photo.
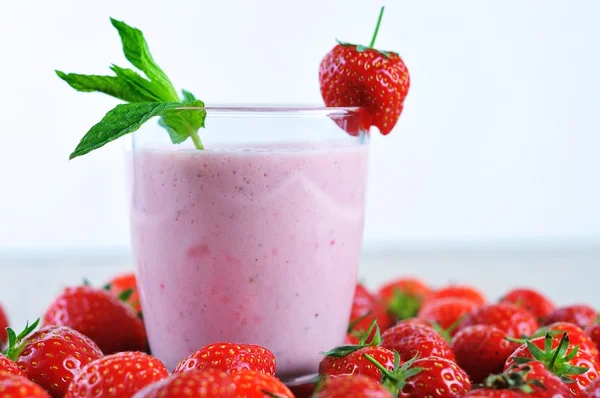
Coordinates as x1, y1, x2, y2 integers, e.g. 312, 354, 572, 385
458, 303, 539, 338
43, 285, 147, 354
7, 324, 103, 398
377, 277, 431, 320
319, 7, 410, 136
582, 378, 600, 397
468, 361, 573, 398
451, 325, 520, 383
133, 369, 235, 397
133, 369, 293, 398
426, 285, 486, 306
349, 283, 392, 339
366, 355, 471, 397
229, 371, 294, 397
544, 304, 598, 329
319, 346, 397, 382
381, 322, 456, 362
0, 353, 25, 377
461, 390, 529, 397
537, 322, 599, 359
174, 342, 276, 375
418, 297, 480, 337
105, 272, 142, 313
65, 352, 168, 397
0, 304, 8, 350
500, 288, 555, 321
0, 372, 52, 398
314, 375, 392, 398
504, 332, 599, 395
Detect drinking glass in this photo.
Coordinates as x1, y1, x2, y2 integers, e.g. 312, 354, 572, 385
125, 106, 369, 380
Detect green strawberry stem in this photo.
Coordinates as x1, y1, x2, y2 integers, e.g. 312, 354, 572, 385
364, 352, 423, 394
369, 7, 385, 48
387, 289, 421, 320
481, 367, 544, 393
321, 319, 381, 358
3, 319, 40, 360
512, 332, 589, 383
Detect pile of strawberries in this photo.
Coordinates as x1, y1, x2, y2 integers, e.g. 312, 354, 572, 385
1, 275, 600, 397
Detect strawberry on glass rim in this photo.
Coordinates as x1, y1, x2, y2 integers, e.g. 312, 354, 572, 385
319, 6, 410, 136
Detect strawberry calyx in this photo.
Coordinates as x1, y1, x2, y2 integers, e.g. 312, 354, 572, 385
2, 319, 40, 361
479, 367, 545, 393
364, 351, 422, 394
322, 319, 381, 358
431, 315, 466, 343
336, 7, 398, 59
511, 332, 589, 384
387, 288, 421, 320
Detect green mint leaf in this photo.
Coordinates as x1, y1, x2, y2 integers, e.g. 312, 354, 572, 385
55, 70, 154, 103
181, 89, 196, 101
110, 65, 167, 102
110, 18, 178, 101
69, 100, 205, 159
159, 100, 206, 145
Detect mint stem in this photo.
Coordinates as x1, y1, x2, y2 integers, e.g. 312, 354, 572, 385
369, 6, 385, 48
190, 130, 204, 150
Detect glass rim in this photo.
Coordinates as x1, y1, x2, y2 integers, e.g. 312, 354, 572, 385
172, 105, 364, 118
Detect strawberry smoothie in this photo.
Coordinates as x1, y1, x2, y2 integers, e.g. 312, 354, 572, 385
128, 143, 368, 378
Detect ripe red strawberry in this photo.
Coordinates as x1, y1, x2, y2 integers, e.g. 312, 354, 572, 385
426, 285, 486, 306
319, 346, 397, 382
105, 272, 142, 313
65, 352, 168, 397
451, 325, 520, 383
472, 361, 573, 398
586, 323, 600, 353
314, 375, 392, 398
537, 322, 599, 360
43, 285, 147, 354
500, 288, 555, 321
0, 353, 25, 377
133, 369, 293, 398
458, 303, 539, 338
319, 7, 410, 136
0, 372, 52, 398
504, 332, 599, 394
418, 297, 480, 337
381, 322, 456, 362
0, 304, 8, 349
367, 355, 471, 397
544, 304, 599, 329
582, 378, 600, 397
377, 277, 431, 320
7, 324, 103, 397
133, 369, 235, 397
349, 283, 392, 339
174, 342, 276, 375
461, 390, 529, 397
229, 371, 294, 397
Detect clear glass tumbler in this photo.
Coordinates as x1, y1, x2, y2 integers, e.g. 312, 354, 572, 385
125, 107, 369, 380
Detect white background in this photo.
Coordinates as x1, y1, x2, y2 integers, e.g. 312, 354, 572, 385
0, 0, 599, 251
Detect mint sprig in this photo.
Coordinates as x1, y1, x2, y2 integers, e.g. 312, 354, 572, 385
57, 18, 206, 159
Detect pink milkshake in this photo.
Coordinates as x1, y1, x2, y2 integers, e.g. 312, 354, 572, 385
129, 144, 367, 378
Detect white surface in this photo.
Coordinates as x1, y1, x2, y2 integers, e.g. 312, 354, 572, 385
0, 0, 599, 250
1, 245, 599, 330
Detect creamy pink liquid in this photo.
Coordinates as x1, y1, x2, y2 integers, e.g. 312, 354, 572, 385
128, 144, 368, 378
